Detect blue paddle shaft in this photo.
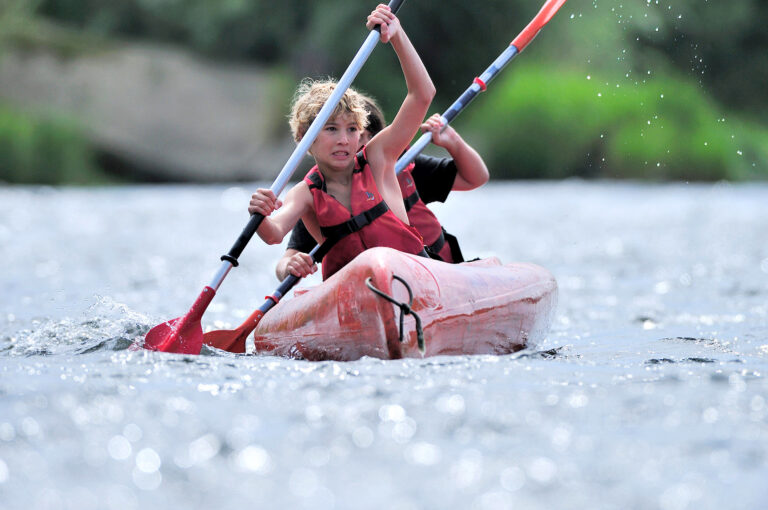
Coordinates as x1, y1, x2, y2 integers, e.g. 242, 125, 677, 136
395, 44, 519, 173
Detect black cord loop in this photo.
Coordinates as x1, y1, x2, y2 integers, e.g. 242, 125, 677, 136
365, 275, 425, 353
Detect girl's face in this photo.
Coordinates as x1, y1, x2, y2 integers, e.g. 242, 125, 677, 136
309, 112, 361, 173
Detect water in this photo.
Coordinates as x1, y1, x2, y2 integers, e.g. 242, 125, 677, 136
1, 181, 767, 510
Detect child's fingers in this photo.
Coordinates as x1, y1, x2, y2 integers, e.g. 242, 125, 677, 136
248, 202, 272, 215
248, 190, 277, 215
367, 6, 396, 37
420, 116, 439, 133
288, 254, 317, 277
379, 22, 390, 42
367, 14, 387, 28
423, 117, 442, 133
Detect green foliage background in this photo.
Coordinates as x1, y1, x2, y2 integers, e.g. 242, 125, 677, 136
1, 0, 767, 183
0, 104, 114, 184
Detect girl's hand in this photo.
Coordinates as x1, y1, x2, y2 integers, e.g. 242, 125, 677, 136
285, 252, 317, 278
248, 189, 282, 216
420, 113, 458, 148
366, 4, 400, 43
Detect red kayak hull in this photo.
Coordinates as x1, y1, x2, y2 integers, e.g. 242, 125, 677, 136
253, 247, 557, 361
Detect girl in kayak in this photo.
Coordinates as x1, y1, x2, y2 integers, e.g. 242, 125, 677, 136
248, 3, 435, 280
275, 97, 490, 280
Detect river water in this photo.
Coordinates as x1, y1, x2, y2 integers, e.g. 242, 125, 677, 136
1, 181, 767, 510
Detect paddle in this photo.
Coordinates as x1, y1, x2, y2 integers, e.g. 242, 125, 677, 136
203, 0, 569, 354
140, 0, 407, 354
202, 246, 321, 353
396, 0, 568, 169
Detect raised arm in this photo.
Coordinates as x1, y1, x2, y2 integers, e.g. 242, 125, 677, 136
421, 114, 490, 191
365, 4, 435, 163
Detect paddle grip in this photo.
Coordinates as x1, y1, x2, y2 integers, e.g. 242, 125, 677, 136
374, 0, 406, 33
222, 213, 265, 266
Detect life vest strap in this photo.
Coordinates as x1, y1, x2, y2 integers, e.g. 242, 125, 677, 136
424, 228, 465, 263
426, 228, 447, 257
315, 201, 389, 261
353, 150, 367, 174
403, 190, 420, 212
306, 171, 324, 190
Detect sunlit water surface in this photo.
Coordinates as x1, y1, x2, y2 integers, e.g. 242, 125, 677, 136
1, 181, 767, 510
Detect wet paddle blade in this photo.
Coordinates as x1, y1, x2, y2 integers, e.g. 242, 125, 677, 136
141, 286, 216, 354
203, 273, 301, 353
143, 316, 203, 354
202, 309, 265, 354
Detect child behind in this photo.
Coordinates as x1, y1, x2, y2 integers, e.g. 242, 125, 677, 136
248, 4, 435, 280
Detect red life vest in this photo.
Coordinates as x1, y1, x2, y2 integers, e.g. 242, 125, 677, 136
304, 149, 425, 280
397, 166, 455, 263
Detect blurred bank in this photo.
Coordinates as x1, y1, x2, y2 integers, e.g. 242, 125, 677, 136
1, 0, 767, 184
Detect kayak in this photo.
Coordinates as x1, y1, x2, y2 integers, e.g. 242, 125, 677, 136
252, 247, 558, 361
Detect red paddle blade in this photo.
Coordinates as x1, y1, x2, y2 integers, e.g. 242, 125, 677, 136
141, 286, 216, 354
201, 328, 247, 354
143, 316, 203, 354
202, 309, 265, 354
512, 0, 567, 52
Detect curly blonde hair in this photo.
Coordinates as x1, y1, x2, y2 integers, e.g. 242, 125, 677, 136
288, 78, 369, 142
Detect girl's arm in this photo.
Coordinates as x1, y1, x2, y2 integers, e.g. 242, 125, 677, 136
365, 5, 435, 164
248, 183, 312, 245
421, 114, 490, 191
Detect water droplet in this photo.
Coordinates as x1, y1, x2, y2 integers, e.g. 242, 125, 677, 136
135, 448, 161, 473
352, 427, 374, 448
379, 404, 406, 422
528, 457, 557, 484
406, 442, 442, 466
236, 445, 271, 473
654, 281, 671, 294
108, 435, 132, 460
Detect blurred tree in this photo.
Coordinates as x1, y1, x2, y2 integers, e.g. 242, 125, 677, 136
28, 0, 768, 119
6, 0, 768, 182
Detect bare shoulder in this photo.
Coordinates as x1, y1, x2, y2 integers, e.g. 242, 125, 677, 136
286, 180, 312, 203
